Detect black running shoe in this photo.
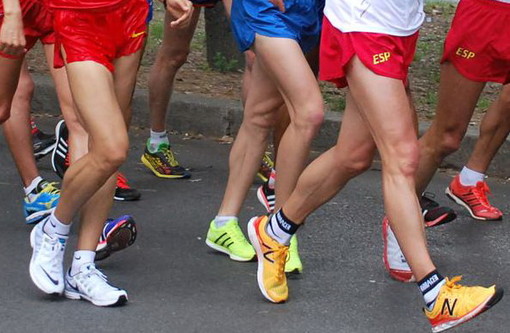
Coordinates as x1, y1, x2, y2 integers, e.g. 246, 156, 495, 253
114, 173, 141, 201
32, 122, 57, 160
51, 120, 69, 178
420, 192, 457, 228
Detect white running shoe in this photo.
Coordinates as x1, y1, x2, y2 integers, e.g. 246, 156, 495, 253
64, 264, 128, 307
29, 218, 67, 294
382, 217, 415, 283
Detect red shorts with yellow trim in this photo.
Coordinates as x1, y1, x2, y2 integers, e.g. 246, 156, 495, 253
0, 0, 54, 59
319, 17, 419, 88
53, 0, 148, 72
441, 0, 510, 84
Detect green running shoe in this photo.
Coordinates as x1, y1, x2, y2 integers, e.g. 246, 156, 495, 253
206, 219, 255, 261
285, 234, 303, 274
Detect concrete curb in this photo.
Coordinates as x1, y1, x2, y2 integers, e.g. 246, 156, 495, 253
32, 74, 509, 178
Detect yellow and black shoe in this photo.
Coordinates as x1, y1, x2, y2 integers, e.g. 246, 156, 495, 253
141, 141, 190, 179
247, 215, 289, 303
425, 276, 503, 332
257, 152, 274, 183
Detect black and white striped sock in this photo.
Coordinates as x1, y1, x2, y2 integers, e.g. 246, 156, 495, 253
418, 270, 446, 310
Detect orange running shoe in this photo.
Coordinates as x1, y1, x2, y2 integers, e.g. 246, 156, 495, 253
445, 175, 502, 221
425, 276, 503, 332
247, 215, 288, 303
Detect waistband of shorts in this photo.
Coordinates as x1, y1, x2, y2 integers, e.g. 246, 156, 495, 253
466, 0, 510, 11
51, 0, 133, 13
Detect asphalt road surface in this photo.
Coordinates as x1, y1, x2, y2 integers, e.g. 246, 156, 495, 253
0, 119, 508, 333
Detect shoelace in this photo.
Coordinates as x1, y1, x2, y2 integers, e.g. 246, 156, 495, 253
228, 224, 249, 245
273, 246, 287, 281
473, 182, 492, 208
161, 145, 180, 167
116, 173, 130, 189
445, 276, 463, 289
41, 235, 64, 270
40, 182, 61, 195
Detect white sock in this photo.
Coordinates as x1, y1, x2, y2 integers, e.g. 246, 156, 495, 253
214, 215, 237, 228
70, 250, 96, 276
268, 169, 276, 190
24, 176, 43, 197
43, 212, 71, 238
148, 129, 169, 152
459, 166, 485, 186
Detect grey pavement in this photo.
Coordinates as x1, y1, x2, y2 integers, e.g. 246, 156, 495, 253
0, 117, 509, 333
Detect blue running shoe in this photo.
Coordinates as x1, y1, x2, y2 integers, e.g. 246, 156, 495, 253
24, 180, 60, 224
96, 215, 137, 261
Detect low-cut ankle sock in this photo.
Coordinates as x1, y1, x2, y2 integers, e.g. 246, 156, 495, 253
214, 215, 237, 228
418, 270, 446, 310
267, 209, 299, 245
148, 129, 169, 152
43, 212, 71, 238
70, 250, 96, 276
459, 166, 485, 186
24, 176, 43, 197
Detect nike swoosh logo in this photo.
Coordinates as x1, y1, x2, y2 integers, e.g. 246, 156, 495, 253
131, 31, 146, 38
42, 268, 59, 286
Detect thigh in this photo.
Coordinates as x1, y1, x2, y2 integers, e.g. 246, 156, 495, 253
432, 62, 485, 134
159, 8, 201, 55
113, 49, 144, 124
345, 56, 416, 151
253, 35, 322, 119
0, 56, 24, 121
65, 61, 126, 144
244, 57, 284, 126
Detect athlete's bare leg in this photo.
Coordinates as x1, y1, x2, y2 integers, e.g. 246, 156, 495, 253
346, 57, 435, 280
148, 9, 201, 132
465, 84, 510, 173
0, 55, 23, 123
54, 61, 128, 235
415, 63, 485, 194
2, 62, 39, 186
218, 59, 283, 215
253, 36, 324, 210
283, 92, 376, 219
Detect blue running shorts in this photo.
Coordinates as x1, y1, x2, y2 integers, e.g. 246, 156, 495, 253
231, 0, 323, 53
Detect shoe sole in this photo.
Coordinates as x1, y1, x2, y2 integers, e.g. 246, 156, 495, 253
113, 193, 141, 202
205, 239, 254, 262
95, 219, 137, 261
247, 217, 285, 304
141, 155, 191, 179
29, 226, 63, 295
381, 218, 415, 283
445, 187, 502, 221
34, 142, 57, 160
256, 186, 272, 213
25, 208, 54, 224
431, 288, 504, 332
424, 211, 457, 228
65, 290, 128, 307
51, 120, 68, 177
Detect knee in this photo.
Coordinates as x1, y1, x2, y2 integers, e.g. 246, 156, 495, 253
92, 136, 129, 172
292, 101, 324, 139
386, 142, 420, 178
335, 146, 373, 177
15, 74, 35, 102
436, 131, 463, 157
157, 48, 190, 71
422, 124, 464, 159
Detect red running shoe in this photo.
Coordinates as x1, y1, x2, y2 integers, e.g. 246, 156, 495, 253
382, 217, 415, 283
445, 175, 502, 221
